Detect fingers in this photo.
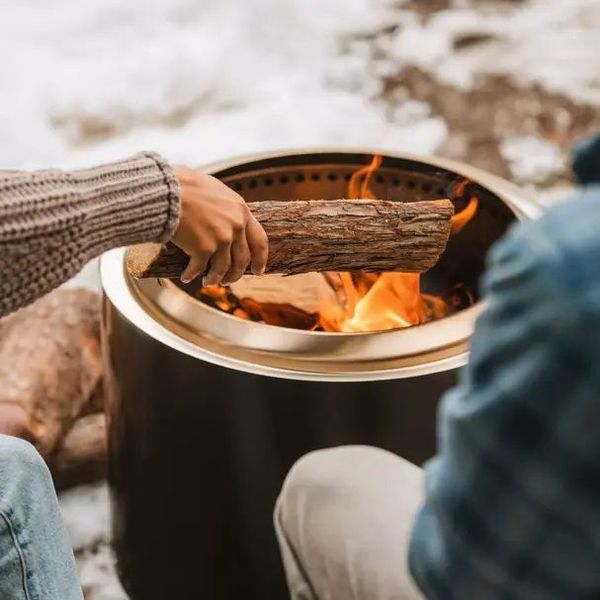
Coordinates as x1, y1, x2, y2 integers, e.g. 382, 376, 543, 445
246, 214, 269, 275
222, 229, 251, 285
181, 253, 210, 284
204, 243, 232, 287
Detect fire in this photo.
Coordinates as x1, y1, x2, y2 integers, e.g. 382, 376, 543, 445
451, 196, 479, 234
348, 154, 382, 199
198, 157, 479, 332
319, 157, 479, 333
319, 272, 424, 332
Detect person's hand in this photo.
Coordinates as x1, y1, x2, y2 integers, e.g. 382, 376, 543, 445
171, 166, 268, 285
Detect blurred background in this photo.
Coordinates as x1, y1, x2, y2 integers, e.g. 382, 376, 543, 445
1, 0, 599, 597
2, 0, 599, 185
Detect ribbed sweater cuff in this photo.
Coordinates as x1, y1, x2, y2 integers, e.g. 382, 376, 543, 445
75, 151, 181, 253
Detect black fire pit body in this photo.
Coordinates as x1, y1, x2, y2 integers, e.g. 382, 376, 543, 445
101, 150, 538, 599
105, 317, 454, 599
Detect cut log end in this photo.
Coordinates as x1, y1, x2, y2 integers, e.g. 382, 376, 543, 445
127, 198, 454, 280
127, 243, 165, 279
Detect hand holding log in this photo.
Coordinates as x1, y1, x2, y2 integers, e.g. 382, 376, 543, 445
127, 198, 454, 279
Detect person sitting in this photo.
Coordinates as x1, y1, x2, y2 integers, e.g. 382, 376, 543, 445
275, 133, 600, 599
0, 153, 267, 599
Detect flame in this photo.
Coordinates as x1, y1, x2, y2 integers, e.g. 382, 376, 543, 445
319, 155, 429, 332
348, 154, 382, 199
450, 179, 479, 235
318, 162, 479, 332
198, 158, 479, 332
320, 272, 424, 332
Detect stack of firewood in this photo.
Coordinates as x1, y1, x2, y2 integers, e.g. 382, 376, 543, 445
0, 289, 107, 489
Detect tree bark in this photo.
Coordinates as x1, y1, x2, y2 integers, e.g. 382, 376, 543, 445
127, 198, 454, 279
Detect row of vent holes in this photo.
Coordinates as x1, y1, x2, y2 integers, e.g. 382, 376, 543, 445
233, 173, 447, 197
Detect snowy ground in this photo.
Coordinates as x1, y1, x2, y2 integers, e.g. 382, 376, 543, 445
1, 0, 599, 597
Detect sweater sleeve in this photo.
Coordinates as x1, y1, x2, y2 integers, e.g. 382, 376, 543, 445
0, 152, 181, 317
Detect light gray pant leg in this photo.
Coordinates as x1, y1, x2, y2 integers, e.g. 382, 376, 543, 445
275, 445, 424, 600
0, 434, 83, 600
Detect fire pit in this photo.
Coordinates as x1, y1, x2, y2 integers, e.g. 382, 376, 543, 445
101, 149, 540, 600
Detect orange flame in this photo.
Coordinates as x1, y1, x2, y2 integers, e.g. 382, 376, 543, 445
450, 178, 478, 235
348, 154, 382, 199
451, 196, 479, 234
318, 160, 479, 332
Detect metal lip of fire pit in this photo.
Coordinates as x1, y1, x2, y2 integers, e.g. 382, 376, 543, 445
101, 147, 542, 382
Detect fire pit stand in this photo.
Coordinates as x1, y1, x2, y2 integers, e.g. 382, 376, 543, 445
101, 149, 540, 599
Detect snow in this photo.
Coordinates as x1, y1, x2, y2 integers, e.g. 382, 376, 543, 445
0, 0, 433, 172
0, 0, 598, 596
78, 544, 128, 600
385, 0, 600, 103
60, 483, 126, 598
500, 135, 567, 185
60, 482, 111, 552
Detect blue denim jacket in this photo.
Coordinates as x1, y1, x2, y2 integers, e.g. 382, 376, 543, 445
409, 135, 600, 599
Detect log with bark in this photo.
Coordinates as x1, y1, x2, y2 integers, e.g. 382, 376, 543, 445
51, 412, 107, 490
127, 198, 454, 279
0, 289, 103, 459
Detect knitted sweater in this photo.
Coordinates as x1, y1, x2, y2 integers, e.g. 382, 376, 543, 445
0, 152, 181, 318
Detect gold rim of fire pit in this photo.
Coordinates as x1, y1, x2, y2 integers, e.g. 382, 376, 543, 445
101, 148, 542, 381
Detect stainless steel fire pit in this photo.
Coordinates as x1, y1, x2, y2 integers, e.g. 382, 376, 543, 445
101, 149, 541, 600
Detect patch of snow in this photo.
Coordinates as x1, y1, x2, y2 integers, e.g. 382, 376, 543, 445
0, 0, 430, 173
385, 0, 600, 104
61, 259, 102, 293
79, 544, 128, 600
389, 9, 495, 89
60, 482, 111, 552
500, 135, 567, 185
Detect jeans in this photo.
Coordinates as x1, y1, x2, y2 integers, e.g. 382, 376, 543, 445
0, 434, 83, 600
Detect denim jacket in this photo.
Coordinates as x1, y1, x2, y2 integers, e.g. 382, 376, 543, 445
409, 134, 600, 599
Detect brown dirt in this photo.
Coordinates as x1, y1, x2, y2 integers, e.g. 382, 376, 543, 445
52, 93, 242, 146
402, 0, 523, 19
380, 67, 600, 182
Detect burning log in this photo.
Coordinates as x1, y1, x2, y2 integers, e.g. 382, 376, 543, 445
127, 198, 454, 279
229, 273, 339, 314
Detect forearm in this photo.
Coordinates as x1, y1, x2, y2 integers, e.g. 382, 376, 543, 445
0, 152, 180, 317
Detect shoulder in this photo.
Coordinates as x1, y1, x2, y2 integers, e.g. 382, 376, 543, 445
489, 187, 600, 297
484, 187, 600, 352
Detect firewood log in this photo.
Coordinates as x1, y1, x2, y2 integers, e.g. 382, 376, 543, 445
51, 412, 107, 490
228, 273, 339, 314
0, 403, 35, 441
127, 199, 454, 279
0, 289, 102, 458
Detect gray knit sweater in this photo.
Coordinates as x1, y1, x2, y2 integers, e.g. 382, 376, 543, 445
0, 152, 181, 318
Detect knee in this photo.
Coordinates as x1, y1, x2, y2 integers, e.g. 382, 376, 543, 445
277, 446, 394, 527
0, 435, 52, 489
280, 446, 365, 506
283, 445, 405, 498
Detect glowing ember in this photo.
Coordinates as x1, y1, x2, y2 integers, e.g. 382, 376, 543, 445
197, 158, 479, 332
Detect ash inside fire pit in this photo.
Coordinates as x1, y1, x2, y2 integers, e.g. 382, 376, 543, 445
179, 152, 515, 333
